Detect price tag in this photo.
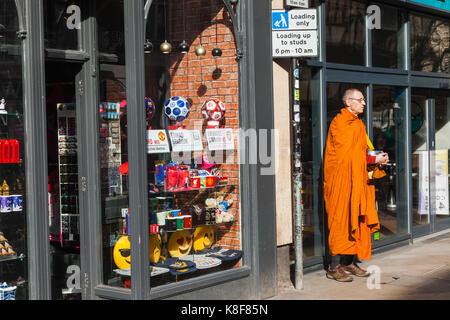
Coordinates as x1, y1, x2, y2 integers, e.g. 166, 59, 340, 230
169, 129, 203, 152
147, 130, 170, 154
205, 128, 235, 151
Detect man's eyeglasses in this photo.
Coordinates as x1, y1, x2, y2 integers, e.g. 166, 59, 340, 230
349, 97, 366, 103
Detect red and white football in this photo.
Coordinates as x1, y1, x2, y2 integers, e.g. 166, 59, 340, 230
201, 98, 226, 126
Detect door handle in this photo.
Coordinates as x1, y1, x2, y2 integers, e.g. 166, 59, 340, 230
81, 176, 87, 192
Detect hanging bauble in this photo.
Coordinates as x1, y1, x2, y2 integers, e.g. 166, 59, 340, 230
145, 97, 155, 121
160, 40, 172, 54
212, 47, 222, 57
178, 41, 190, 54
164, 96, 191, 122
144, 40, 154, 53
195, 45, 206, 56
201, 98, 226, 127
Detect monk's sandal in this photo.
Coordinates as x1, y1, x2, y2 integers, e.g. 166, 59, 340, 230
326, 265, 353, 282
342, 263, 370, 277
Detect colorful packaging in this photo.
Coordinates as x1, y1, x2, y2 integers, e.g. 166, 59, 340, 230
0, 196, 12, 213
11, 195, 22, 212
154, 161, 167, 187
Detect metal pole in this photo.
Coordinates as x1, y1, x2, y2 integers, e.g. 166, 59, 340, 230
292, 58, 303, 290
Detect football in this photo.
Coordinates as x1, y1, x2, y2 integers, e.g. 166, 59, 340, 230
201, 98, 226, 126
145, 97, 155, 121
164, 96, 190, 122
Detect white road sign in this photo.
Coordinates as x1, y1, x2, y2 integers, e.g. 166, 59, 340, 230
272, 30, 318, 57
272, 9, 317, 30
272, 9, 318, 58
286, 0, 309, 8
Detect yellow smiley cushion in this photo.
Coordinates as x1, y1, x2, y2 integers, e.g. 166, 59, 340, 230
149, 233, 162, 263
193, 226, 215, 252
113, 235, 131, 270
168, 230, 192, 258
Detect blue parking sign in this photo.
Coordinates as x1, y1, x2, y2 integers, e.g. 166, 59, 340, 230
272, 11, 289, 29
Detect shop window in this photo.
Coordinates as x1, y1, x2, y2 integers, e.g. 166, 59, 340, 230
371, 4, 406, 69
325, 0, 366, 66
0, 0, 28, 300
43, 0, 80, 50
142, 0, 242, 288
296, 66, 322, 261
96, 0, 130, 289
410, 13, 450, 73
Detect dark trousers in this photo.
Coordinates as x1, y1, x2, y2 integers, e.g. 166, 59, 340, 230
330, 254, 356, 270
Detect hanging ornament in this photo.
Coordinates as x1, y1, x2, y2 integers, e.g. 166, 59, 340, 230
212, 47, 222, 57
195, 45, 206, 56
212, 2, 222, 57
160, 40, 172, 54
160, 0, 171, 54
178, 0, 190, 54
144, 40, 154, 54
178, 40, 190, 54
201, 98, 226, 128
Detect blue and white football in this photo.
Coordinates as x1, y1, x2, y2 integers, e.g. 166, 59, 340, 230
164, 96, 190, 122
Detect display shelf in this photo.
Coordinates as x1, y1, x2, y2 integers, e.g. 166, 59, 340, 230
148, 183, 236, 197
0, 113, 23, 117
150, 221, 234, 234
0, 253, 25, 263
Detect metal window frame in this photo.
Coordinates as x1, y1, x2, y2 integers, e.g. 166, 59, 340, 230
90, 0, 277, 301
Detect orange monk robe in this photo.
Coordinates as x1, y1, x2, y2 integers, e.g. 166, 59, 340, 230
323, 108, 380, 260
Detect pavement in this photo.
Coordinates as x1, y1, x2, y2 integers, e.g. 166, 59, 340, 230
269, 230, 450, 300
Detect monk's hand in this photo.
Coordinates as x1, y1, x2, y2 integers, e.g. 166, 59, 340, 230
375, 152, 389, 165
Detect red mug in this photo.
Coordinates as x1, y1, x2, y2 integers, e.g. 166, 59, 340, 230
183, 215, 192, 229
9, 140, 19, 163
191, 177, 200, 189
206, 175, 215, 188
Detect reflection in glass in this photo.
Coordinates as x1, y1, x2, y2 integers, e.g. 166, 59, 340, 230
325, 0, 365, 66
43, 0, 79, 50
97, 0, 130, 288
411, 92, 430, 227
372, 86, 407, 240
372, 5, 405, 69
0, 0, 28, 300
297, 66, 322, 261
434, 94, 450, 223
410, 13, 450, 73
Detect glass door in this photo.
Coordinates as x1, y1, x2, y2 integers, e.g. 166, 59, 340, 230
0, 0, 28, 300
433, 92, 450, 231
411, 89, 431, 235
46, 61, 84, 300
411, 88, 450, 236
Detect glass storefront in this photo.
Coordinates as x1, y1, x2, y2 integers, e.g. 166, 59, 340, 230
0, 0, 28, 300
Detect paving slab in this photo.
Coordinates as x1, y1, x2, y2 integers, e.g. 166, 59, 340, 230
268, 230, 450, 300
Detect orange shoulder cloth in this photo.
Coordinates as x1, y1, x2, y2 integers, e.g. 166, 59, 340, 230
324, 108, 380, 260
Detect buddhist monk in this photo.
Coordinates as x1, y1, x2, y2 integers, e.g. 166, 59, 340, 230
324, 89, 389, 282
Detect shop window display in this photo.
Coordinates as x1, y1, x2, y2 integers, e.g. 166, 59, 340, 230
0, 0, 27, 300
106, 0, 242, 288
